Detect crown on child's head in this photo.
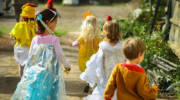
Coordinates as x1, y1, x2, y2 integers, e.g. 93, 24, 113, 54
47, 0, 54, 7
20, 3, 37, 18
46, 0, 57, 11
82, 11, 92, 19
106, 16, 112, 22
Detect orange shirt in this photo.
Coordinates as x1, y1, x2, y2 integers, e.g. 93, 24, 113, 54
104, 63, 158, 100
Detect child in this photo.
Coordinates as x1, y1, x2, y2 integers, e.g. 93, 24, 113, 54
72, 14, 102, 72
80, 21, 125, 100
9, 3, 37, 77
104, 37, 159, 100
11, 9, 71, 100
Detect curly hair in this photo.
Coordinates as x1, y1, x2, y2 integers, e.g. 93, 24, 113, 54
103, 21, 121, 43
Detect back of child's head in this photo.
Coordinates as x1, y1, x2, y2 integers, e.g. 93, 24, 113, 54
103, 21, 121, 43
122, 37, 146, 60
36, 9, 58, 34
80, 16, 99, 41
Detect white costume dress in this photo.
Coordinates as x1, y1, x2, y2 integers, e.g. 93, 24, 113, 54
80, 41, 125, 100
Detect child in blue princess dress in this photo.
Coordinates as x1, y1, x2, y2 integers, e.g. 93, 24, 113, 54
11, 8, 71, 100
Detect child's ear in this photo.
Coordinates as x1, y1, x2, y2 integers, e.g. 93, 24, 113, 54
138, 53, 142, 58
46, 21, 51, 26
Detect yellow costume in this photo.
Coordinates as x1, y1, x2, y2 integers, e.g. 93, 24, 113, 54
78, 36, 101, 72
104, 63, 158, 100
9, 3, 37, 77
10, 3, 37, 48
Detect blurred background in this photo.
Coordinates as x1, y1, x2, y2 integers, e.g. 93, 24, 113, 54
0, 0, 180, 100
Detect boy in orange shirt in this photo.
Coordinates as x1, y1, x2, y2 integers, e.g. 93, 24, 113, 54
104, 37, 159, 100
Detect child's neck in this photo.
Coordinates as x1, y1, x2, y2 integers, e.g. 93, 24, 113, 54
44, 30, 51, 34
126, 59, 140, 65
104, 38, 117, 46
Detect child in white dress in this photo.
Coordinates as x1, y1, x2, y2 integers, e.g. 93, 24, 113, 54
80, 21, 125, 100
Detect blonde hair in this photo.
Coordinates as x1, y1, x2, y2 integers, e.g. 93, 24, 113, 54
80, 16, 100, 42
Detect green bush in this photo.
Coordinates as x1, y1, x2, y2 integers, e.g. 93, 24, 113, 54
54, 29, 68, 36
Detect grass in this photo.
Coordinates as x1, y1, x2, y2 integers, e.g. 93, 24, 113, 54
0, 25, 12, 36
54, 29, 68, 36
0, 30, 3, 36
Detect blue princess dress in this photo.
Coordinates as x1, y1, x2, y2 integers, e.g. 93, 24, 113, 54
11, 44, 66, 100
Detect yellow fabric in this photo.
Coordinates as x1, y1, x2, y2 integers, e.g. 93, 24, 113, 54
104, 64, 158, 100
10, 21, 36, 48
20, 4, 36, 18
77, 36, 102, 72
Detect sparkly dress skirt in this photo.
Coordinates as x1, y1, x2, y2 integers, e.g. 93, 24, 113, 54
11, 44, 66, 100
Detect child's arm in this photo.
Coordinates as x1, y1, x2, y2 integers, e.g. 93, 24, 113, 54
137, 74, 159, 100
29, 38, 35, 56
104, 65, 118, 100
54, 38, 71, 70
71, 40, 79, 46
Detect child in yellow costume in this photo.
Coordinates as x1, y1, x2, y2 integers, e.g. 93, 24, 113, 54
104, 37, 159, 100
9, 3, 37, 77
72, 12, 102, 72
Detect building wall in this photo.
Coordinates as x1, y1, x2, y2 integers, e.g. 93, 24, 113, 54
169, 0, 180, 59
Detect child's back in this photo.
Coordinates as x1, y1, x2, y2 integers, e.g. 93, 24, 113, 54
104, 37, 158, 100
80, 21, 124, 100
98, 41, 124, 82
77, 35, 101, 72
30, 34, 70, 67
73, 15, 102, 72
105, 63, 157, 100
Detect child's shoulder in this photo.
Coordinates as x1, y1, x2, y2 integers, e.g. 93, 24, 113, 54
12, 21, 26, 29
120, 63, 145, 74
99, 41, 123, 49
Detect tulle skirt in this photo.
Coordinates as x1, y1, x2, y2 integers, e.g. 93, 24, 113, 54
83, 87, 116, 100
11, 44, 66, 100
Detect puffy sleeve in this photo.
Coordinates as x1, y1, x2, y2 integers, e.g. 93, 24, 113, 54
104, 64, 118, 100
54, 37, 71, 68
72, 40, 79, 46
29, 37, 36, 56
80, 52, 99, 87
137, 74, 159, 100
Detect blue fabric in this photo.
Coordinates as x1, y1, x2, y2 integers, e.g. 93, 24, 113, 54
11, 44, 66, 100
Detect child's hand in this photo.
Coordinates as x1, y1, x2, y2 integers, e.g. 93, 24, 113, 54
65, 67, 71, 71
64, 67, 71, 74
9, 34, 14, 39
152, 85, 159, 91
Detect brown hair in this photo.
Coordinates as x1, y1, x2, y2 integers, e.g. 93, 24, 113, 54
103, 21, 121, 43
36, 9, 58, 34
122, 37, 146, 60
